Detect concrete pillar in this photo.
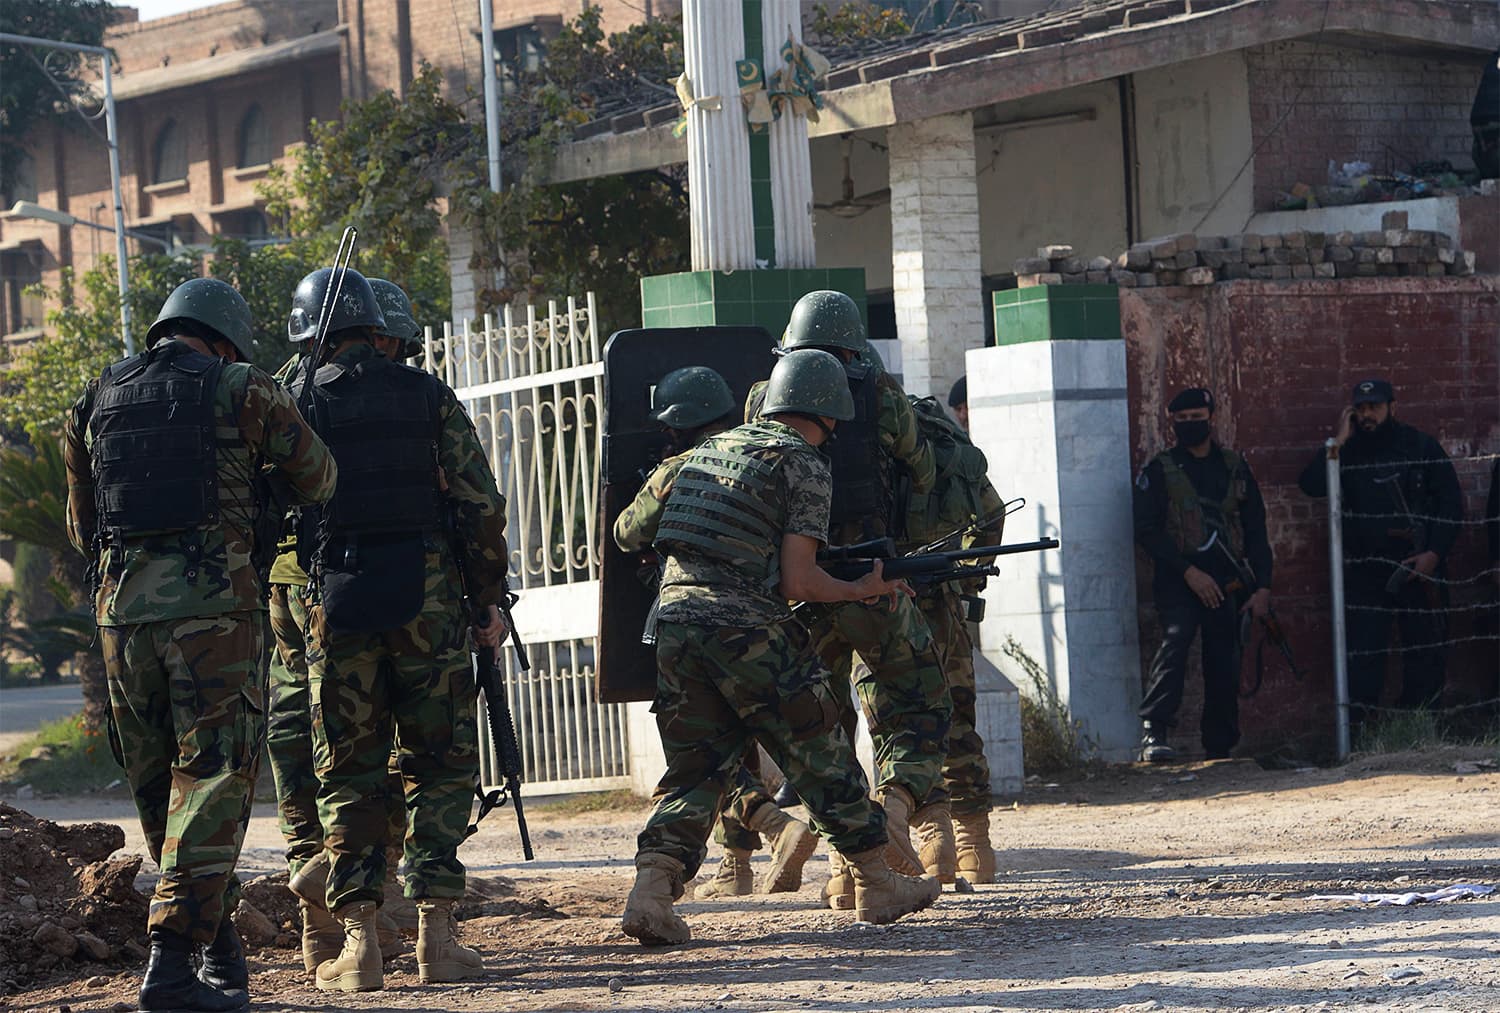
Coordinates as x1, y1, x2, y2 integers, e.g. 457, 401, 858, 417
889, 111, 983, 399
763, 0, 815, 269
967, 339, 1142, 762
448, 220, 478, 328
683, 0, 756, 270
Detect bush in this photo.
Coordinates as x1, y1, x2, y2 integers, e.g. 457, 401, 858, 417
1002, 634, 1093, 775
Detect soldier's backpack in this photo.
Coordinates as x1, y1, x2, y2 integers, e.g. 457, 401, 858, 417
904, 395, 989, 546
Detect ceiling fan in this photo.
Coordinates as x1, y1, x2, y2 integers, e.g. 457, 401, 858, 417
814, 135, 890, 219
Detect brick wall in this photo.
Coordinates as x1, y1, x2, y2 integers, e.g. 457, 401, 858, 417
1246, 40, 1487, 212
106, 0, 338, 73
1122, 278, 1500, 758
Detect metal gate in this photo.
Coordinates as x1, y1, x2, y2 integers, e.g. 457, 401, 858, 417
422, 295, 630, 795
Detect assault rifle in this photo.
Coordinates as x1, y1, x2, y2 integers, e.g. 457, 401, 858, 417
445, 501, 534, 860
812, 535, 1060, 588
1373, 471, 1428, 596
1196, 529, 1305, 694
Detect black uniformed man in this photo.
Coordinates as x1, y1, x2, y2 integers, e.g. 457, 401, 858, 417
1134, 387, 1272, 763
1298, 379, 1463, 731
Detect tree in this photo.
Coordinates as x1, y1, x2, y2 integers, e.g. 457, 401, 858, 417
0, 0, 116, 198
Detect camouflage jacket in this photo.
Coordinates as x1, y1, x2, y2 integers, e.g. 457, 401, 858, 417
306, 343, 512, 612
613, 453, 689, 553
268, 351, 310, 587
747, 368, 935, 544
65, 342, 338, 626
655, 421, 832, 627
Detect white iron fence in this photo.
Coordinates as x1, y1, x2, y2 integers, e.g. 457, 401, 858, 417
423, 295, 630, 795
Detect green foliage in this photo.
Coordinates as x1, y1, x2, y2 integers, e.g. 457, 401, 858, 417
0, 0, 115, 198
1003, 634, 1093, 775
10, 542, 56, 625
0, 440, 71, 554
809, 2, 911, 43
0, 711, 123, 795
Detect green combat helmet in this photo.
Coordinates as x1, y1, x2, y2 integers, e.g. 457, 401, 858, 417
368, 277, 423, 360
761, 349, 855, 421
781, 289, 865, 354
145, 278, 255, 360
287, 267, 386, 344
652, 366, 735, 430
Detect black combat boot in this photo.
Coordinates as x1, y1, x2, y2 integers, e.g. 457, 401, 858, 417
139, 928, 248, 1012
198, 913, 249, 991
1139, 723, 1178, 763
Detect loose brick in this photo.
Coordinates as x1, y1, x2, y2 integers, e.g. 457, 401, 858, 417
1173, 250, 1198, 269
1224, 261, 1252, 280
1085, 270, 1110, 283
1393, 246, 1419, 264
1331, 231, 1358, 247
1358, 230, 1387, 246
1376, 263, 1399, 276
1087, 255, 1113, 272
1355, 263, 1378, 276
1182, 266, 1216, 285
1061, 272, 1087, 284
1452, 250, 1476, 275
1056, 256, 1086, 274
1270, 248, 1294, 265
1197, 235, 1223, 250
1436, 247, 1456, 264
1418, 247, 1439, 263
1334, 260, 1358, 278
1242, 234, 1264, 251
1270, 265, 1293, 279
1245, 250, 1267, 266
1119, 246, 1152, 270
1199, 250, 1228, 269
1327, 246, 1354, 262
1038, 244, 1074, 259
1313, 261, 1336, 278
1112, 270, 1138, 287
1221, 235, 1244, 251
1250, 265, 1275, 279
1304, 231, 1325, 248
1287, 248, 1310, 265
1261, 234, 1284, 249
1135, 273, 1157, 288
1146, 236, 1179, 259
1307, 247, 1326, 264
1157, 270, 1179, 285
1375, 247, 1395, 264
1291, 264, 1314, 279
1017, 273, 1062, 287
1014, 257, 1051, 274
1283, 231, 1307, 248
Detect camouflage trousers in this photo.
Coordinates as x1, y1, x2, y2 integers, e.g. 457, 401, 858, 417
810, 594, 952, 805
713, 749, 776, 852
266, 584, 407, 879
307, 602, 478, 910
918, 587, 991, 815
640, 619, 885, 879
101, 612, 265, 943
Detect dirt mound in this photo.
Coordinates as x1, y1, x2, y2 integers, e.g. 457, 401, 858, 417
0, 803, 146, 994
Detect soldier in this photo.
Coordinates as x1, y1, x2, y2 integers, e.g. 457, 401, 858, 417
1134, 387, 1273, 762
745, 291, 950, 902
64, 278, 337, 1012
613, 367, 818, 899
899, 393, 1006, 882
623, 349, 940, 945
1298, 379, 1462, 733
287, 268, 511, 992
267, 277, 420, 973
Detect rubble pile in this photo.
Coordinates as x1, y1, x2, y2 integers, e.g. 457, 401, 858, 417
0, 803, 145, 993
1015, 212, 1478, 289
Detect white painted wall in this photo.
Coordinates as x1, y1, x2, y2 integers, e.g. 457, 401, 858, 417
967, 340, 1142, 762
974, 81, 1128, 273
1245, 194, 1463, 239
1132, 51, 1255, 239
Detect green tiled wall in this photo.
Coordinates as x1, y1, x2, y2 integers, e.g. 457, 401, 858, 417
641, 268, 867, 338
993, 285, 1120, 345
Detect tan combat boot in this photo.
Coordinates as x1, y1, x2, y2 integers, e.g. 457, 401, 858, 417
822, 849, 855, 911
299, 899, 343, 974
416, 899, 484, 983
377, 906, 408, 962
954, 811, 996, 884
695, 848, 754, 899
621, 853, 691, 945
383, 845, 419, 938
844, 847, 941, 925
288, 851, 330, 908
911, 801, 958, 884
747, 803, 818, 894
315, 901, 383, 992
875, 785, 926, 876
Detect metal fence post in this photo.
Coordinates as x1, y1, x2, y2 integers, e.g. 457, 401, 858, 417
1325, 438, 1350, 761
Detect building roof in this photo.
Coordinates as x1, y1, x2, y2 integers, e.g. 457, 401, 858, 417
550, 0, 1497, 183
111, 27, 343, 102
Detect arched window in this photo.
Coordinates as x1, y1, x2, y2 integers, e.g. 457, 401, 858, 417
152, 119, 186, 184
237, 104, 271, 168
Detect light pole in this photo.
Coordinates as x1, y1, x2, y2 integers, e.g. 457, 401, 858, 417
6, 200, 172, 252
0, 32, 135, 354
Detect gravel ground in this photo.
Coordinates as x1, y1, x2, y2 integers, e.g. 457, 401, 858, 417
7, 747, 1500, 1013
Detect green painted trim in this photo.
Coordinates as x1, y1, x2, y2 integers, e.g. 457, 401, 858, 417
993, 284, 1120, 344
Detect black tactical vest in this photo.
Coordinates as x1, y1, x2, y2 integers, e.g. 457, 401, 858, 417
824, 361, 884, 528
298, 353, 444, 632
90, 343, 224, 539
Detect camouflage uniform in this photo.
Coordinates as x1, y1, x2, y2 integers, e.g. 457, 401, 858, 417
264, 354, 406, 881
748, 375, 951, 805
64, 345, 337, 943
907, 477, 1006, 816
305, 343, 509, 911
615, 451, 773, 855
637, 421, 886, 876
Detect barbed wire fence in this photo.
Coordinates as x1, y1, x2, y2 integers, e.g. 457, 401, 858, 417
1324, 446, 1500, 760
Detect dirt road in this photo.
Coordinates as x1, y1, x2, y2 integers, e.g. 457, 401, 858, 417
10, 748, 1500, 1012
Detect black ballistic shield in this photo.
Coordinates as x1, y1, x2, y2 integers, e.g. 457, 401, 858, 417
597, 326, 777, 703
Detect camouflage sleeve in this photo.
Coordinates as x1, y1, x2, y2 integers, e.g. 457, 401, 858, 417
880, 382, 936, 495
613, 456, 685, 552
438, 386, 510, 608
745, 380, 768, 421
781, 449, 832, 542
62, 383, 98, 557
237, 368, 338, 506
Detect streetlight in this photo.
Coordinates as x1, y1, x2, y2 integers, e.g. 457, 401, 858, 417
0, 31, 133, 354
6, 200, 173, 251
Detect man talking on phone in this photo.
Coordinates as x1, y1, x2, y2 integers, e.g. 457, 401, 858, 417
1133, 388, 1274, 763
1299, 379, 1462, 738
